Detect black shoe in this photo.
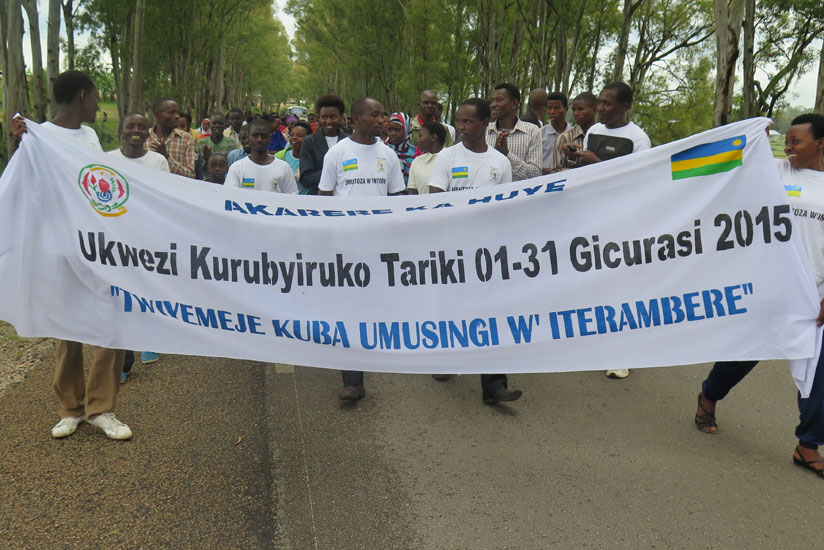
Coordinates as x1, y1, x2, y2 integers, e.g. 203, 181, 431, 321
338, 385, 365, 400
432, 374, 452, 382
483, 387, 522, 404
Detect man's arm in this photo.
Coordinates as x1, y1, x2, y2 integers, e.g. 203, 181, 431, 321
426, 150, 450, 194
548, 131, 575, 173
407, 157, 424, 195
167, 135, 196, 178
224, 162, 241, 188
299, 137, 322, 192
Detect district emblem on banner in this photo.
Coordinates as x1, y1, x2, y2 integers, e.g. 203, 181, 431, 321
671, 135, 746, 180
77, 164, 130, 217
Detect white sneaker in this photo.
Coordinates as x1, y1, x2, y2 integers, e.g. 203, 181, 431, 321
87, 412, 132, 440
51, 416, 83, 438
606, 369, 630, 379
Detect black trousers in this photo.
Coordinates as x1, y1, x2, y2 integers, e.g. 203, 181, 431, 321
123, 350, 135, 374
341, 370, 363, 386
702, 357, 824, 450
481, 374, 507, 397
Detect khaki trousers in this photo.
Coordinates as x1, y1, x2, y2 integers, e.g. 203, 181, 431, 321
53, 340, 125, 419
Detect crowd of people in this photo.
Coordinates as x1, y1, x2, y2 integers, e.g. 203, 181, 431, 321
8, 70, 824, 482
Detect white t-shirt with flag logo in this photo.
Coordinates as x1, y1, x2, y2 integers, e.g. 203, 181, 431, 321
778, 158, 824, 299
428, 142, 512, 192
225, 155, 298, 194
318, 137, 405, 196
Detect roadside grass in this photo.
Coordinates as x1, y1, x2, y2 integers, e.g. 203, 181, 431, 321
770, 137, 786, 159
88, 101, 121, 151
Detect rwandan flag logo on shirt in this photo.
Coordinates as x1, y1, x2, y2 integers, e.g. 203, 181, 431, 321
242, 177, 255, 188
342, 158, 358, 172
785, 185, 802, 197
452, 166, 469, 179
671, 135, 745, 180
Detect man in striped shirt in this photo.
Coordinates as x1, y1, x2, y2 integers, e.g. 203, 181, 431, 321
486, 83, 542, 181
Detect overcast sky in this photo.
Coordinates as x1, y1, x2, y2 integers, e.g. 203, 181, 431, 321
21, 0, 820, 110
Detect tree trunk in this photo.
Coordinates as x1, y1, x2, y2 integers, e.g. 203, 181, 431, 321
612, 0, 643, 82
562, 0, 589, 96
554, 21, 567, 91
4, 0, 30, 158
740, 0, 756, 117
813, 38, 824, 114
128, 0, 145, 113
46, 0, 60, 119
713, 0, 746, 127
588, 1, 606, 91
0, 0, 11, 157
61, 0, 75, 70
117, 17, 133, 120
22, 0, 46, 122
210, 43, 226, 114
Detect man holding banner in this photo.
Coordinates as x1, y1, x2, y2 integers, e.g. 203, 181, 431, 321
10, 71, 132, 440
569, 81, 651, 379
694, 114, 824, 478
318, 97, 406, 400
429, 98, 523, 405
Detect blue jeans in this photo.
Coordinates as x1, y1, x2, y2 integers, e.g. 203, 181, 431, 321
702, 343, 824, 449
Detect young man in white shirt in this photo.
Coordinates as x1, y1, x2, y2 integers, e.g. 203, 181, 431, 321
571, 81, 651, 166
109, 113, 170, 171
225, 118, 298, 194
569, 81, 651, 380
108, 112, 169, 380
12, 71, 132, 440
429, 98, 522, 405
318, 97, 405, 400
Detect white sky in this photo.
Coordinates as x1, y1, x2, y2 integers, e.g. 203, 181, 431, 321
20, 1, 820, 110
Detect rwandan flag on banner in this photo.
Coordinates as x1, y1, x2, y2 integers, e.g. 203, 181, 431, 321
670, 135, 746, 180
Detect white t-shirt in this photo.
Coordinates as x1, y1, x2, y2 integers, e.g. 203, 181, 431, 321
778, 159, 824, 299
583, 122, 651, 161
407, 152, 439, 194
108, 148, 170, 171
325, 135, 339, 150
42, 121, 101, 151
428, 142, 512, 192
225, 155, 298, 194
318, 137, 405, 197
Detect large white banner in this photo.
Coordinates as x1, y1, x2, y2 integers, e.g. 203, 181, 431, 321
0, 118, 820, 394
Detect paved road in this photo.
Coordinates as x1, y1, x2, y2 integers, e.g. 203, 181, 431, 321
1, 348, 823, 549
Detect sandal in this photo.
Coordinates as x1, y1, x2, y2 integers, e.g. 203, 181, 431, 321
694, 392, 717, 434
793, 446, 824, 478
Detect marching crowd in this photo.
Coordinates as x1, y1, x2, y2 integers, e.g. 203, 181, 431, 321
8, 69, 824, 481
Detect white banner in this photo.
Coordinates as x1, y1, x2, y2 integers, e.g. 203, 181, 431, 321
0, 118, 820, 395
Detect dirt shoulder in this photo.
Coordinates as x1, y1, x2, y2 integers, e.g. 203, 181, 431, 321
0, 321, 53, 398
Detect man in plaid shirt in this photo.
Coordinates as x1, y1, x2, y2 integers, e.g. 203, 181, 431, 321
548, 92, 598, 173
148, 98, 196, 178
486, 83, 542, 181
